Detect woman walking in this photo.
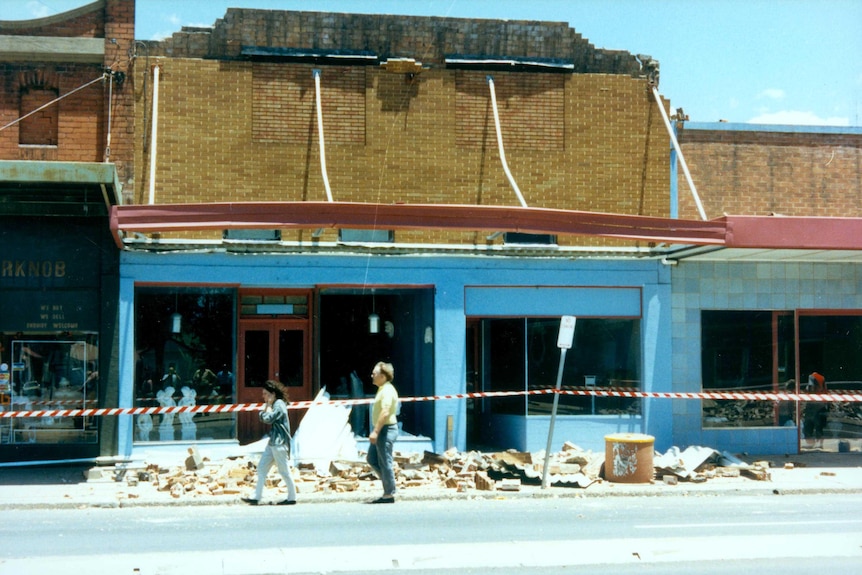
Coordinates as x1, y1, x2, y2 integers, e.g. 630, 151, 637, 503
242, 379, 297, 505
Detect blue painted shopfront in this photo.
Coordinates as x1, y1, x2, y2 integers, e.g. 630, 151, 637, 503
117, 250, 673, 459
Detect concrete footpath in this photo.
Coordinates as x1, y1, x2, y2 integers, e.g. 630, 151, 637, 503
1, 449, 861, 509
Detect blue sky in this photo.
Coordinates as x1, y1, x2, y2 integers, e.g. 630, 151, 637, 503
6, 0, 861, 126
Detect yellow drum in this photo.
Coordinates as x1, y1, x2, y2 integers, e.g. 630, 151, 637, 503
604, 433, 655, 483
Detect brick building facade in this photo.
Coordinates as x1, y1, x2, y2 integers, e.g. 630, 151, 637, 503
115, 7, 862, 460
132, 9, 671, 246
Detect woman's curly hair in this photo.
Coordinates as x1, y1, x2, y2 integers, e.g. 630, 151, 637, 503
262, 379, 289, 402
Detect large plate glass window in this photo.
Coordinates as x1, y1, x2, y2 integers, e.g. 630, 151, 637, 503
134, 287, 235, 442
0, 335, 99, 445
480, 317, 642, 416
701, 310, 862, 449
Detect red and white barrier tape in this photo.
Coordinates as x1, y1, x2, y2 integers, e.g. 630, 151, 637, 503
1, 387, 860, 419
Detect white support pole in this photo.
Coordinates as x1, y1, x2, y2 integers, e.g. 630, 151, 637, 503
148, 65, 160, 205
651, 86, 707, 221
487, 75, 528, 208
313, 69, 334, 203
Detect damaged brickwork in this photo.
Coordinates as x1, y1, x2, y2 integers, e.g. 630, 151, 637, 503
131, 9, 672, 246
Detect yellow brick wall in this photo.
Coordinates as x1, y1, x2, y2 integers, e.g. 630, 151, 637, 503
133, 58, 670, 245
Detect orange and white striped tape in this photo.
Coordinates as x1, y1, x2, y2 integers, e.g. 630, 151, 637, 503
1, 387, 859, 419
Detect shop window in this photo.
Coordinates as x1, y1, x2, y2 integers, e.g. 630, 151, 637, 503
482, 317, 641, 416
797, 313, 862, 447
318, 289, 436, 439
134, 287, 235, 442
702, 310, 862, 441
701, 310, 795, 428
0, 336, 98, 446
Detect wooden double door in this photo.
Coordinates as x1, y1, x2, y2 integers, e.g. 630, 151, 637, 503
237, 319, 311, 444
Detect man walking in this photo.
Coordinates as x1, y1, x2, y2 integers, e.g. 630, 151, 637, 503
367, 361, 399, 503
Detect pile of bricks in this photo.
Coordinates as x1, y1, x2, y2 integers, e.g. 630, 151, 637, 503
91, 441, 608, 498
89, 440, 772, 499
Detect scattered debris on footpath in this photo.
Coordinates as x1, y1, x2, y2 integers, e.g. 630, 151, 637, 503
84, 441, 777, 499
653, 445, 773, 483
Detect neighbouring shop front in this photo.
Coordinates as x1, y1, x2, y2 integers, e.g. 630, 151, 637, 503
0, 162, 120, 463
670, 259, 862, 455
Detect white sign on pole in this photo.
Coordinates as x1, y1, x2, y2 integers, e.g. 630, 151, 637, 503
557, 315, 576, 349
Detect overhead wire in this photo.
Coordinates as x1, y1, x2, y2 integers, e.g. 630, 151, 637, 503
0, 74, 107, 134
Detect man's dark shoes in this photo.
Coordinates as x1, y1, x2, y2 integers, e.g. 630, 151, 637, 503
369, 496, 395, 504
241, 497, 259, 505
277, 499, 297, 506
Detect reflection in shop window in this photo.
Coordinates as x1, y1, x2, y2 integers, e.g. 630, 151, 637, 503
134, 287, 235, 442
701, 311, 795, 428
797, 313, 862, 447
700, 310, 862, 444
0, 336, 98, 445
482, 318, 641, 416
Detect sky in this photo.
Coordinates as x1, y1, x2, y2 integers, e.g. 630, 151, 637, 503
5, 0, 861, 126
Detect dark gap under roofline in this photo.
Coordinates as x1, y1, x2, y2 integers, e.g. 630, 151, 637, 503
444, 54, 574, 72
241, 46, 378, 65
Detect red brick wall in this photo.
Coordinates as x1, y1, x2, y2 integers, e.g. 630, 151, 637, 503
678, 127, 862, 219
104, 0, 136, 185
0, 64, 105, 162
18, 87, 58, 146
0, 0, 135, 184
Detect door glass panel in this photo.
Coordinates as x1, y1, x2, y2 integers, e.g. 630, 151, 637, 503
244, 330, 270, 388
278, 330, 304, 387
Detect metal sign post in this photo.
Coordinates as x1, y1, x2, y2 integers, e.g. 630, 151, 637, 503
541, 315, 575, 489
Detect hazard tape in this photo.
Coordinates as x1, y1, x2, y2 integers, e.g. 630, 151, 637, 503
1, 387, 860, 419
3, 399, 100, 408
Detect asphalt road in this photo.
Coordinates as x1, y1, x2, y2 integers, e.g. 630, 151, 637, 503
2, 493, 861, 574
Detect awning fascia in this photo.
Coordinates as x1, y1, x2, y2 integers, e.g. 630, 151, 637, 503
109, 201, 726, 248
110, 203, 862, 253
723, 215, 862, 250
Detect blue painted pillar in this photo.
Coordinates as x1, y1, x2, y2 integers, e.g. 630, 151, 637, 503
117, 276, 136, 458
433, 276, 466, 452
642, 266, 674, 451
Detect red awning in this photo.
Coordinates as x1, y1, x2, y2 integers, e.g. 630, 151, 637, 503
109, 202, 862, 252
